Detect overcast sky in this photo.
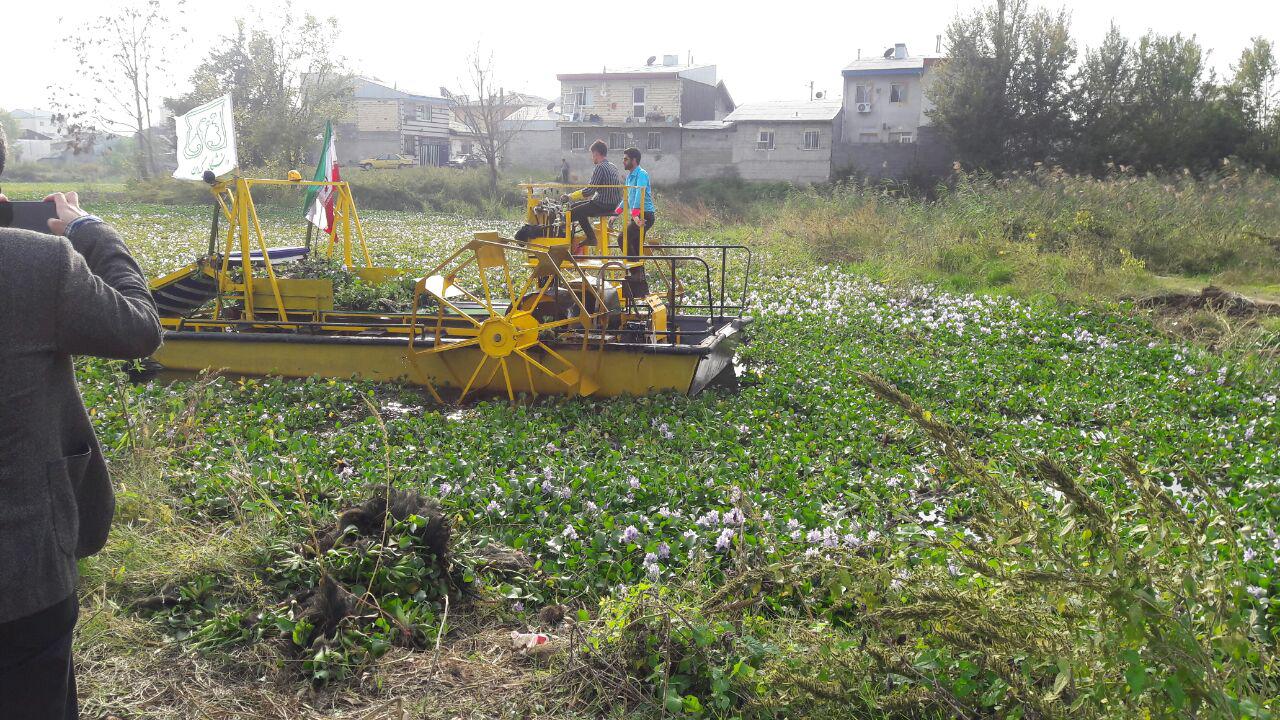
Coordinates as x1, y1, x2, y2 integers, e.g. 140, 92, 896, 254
4, 0, 1278, 119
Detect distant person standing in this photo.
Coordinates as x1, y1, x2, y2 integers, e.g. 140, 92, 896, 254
617, 146, 656, 296
560, 158, 570, 185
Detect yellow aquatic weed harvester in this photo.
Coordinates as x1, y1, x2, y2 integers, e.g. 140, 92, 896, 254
146, 175, 753, 400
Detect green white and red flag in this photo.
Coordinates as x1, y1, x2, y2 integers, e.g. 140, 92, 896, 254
304, 120, 340, 232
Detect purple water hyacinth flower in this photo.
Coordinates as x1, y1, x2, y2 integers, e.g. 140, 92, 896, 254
715, 528, 734, 552
628, 476, 641, 490
621, 525, 640, 543
723, 508, 745, 526
512, 601, 524, 612
657, 542, 671, 560
562, 525, 579, 541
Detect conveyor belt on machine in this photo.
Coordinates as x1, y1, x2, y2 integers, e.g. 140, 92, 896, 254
149, 246, 310, 318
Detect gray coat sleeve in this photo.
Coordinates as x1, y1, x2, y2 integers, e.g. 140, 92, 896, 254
54, 221, 163, 359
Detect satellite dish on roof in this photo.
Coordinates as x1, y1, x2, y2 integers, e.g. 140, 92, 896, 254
547, 101, 556, 111
815, 91, 825, 99
883, 47, 894, 58
646, 56, 657, 66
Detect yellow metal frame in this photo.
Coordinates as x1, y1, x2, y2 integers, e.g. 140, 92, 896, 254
207, 176, 373, 324
519, 182, 648, 260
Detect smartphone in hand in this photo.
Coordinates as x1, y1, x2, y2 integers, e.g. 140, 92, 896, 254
0, 200, 59, 234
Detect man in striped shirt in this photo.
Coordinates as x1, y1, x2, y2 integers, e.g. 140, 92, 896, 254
562, 140, 622, 251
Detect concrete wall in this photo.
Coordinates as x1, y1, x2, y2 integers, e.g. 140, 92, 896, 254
729, 120, 835, 184
833, 125, 954, 183
680, 81, 721, 123
503, 124, 563, 174
681, 126, 735, 180
14, 138, 55, 162
841, 69, 935, 144
335, 126, 400, 166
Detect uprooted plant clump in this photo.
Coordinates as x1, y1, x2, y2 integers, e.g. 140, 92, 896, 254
134, 489, 467, 684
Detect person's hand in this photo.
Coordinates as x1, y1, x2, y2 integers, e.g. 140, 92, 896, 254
632, 214, 643, 227
44, 192, 88, 235
0, 193, 8, 203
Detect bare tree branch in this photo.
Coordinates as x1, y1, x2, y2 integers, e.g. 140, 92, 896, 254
443, 46, 532, 197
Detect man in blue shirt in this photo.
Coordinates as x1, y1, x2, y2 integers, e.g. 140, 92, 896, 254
616, 147, 656, 296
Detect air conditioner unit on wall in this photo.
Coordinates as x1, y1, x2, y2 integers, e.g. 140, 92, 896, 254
856, 103, 872, 113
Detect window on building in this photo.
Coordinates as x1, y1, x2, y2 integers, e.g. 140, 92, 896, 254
889, 131, 915, 143
462, 142, 473, 155
574, 86, 588, 107
757, 130, 775, 150
855, 85, 869, 104
647, 131, 661, 150
609, 132, 623, 151
416, 104, 426, 120
633, 87, 646, 118
803, 130, 821, 150
859, 131, 880, 143
890, 83, 906, 103
571, 131, 586, 150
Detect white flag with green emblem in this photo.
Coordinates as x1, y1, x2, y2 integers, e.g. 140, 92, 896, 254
173, 94, 237, 181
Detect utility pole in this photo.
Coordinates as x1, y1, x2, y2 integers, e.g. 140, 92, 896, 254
808, 80, 814, 101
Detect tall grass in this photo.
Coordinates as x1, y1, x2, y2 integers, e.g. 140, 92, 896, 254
730, 167, 1280, 300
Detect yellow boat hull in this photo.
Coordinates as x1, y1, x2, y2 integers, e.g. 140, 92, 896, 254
150, 319, 749, 398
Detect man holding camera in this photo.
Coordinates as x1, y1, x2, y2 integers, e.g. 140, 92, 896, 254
0, 126, 162, 718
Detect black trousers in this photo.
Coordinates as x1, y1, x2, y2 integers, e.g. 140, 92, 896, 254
619, 212, 656, 297
619, 211, 656, 257
0, 595, 79, 720
571, 200, 616, 246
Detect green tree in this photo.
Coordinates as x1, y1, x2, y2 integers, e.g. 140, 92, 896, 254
1009, 8, 1076, 165
928, 0, 1030, 171
167, 7, 351, 168
929, 1, 1077, 171
1228, 37, 1279, 169
1072, 24, 1135, 173
1128, 32, 1244, 172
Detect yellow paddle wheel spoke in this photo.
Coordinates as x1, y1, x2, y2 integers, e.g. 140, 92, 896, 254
406, 236, 611, 403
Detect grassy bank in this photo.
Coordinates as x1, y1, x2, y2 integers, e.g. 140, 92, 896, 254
666, 168, 1280, 300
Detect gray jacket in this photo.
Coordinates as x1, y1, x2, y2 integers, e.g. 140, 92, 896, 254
0, 221, 161, 623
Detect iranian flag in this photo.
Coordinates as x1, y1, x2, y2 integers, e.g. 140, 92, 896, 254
304, 121, 340, 232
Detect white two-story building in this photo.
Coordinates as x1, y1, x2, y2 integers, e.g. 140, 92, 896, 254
557, 56, 735, 182
835, 43, 953, 181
